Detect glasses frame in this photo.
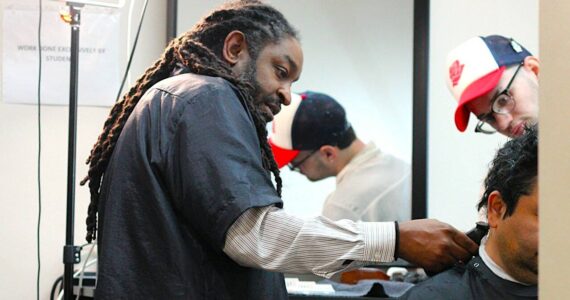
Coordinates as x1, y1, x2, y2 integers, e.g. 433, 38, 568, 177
288, 149, 318, 171
474, 63, 523, 134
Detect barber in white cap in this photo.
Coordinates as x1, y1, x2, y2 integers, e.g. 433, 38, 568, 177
269, 91, 411, 222
445, 35, 539, 137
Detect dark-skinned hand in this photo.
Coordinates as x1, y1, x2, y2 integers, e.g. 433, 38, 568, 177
398, 219, 478, 273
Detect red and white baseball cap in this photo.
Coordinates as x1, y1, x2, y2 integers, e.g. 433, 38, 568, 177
269, 91, 352, 168
445, 35, 532, 132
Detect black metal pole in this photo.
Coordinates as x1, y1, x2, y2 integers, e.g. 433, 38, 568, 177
412, 0, 429, 219
63, 4, 83, 300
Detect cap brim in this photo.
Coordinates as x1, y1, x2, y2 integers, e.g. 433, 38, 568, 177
454, 66, 505, 132
269, 139, 300, 169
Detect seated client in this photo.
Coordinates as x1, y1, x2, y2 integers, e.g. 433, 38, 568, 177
400, 125, 538, 300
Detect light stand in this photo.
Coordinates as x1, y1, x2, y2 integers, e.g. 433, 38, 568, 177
62, 4, 83, 299
58, 1, 124, 299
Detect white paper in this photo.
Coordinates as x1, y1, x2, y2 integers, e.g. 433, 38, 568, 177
3, 4, 120, 106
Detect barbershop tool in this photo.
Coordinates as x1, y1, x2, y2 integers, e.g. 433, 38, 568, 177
465, 221, 489, 245
424, 222, 490, 278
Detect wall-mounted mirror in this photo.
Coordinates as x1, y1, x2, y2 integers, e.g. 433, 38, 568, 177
176, 0, 419, 221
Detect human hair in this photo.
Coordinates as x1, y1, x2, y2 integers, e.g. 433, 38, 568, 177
478, 125, 538, 218
81, 0, 298, 243
336, 126, 357, 149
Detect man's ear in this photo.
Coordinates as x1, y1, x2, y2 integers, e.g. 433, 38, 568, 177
319, 145, 338, 162
222, 30, 248, 66
523, 56, 540, 76
487, 191, 507, 228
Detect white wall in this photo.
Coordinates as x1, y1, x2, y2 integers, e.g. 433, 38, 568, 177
178, 0, 414, 218
429, 0, 538, 230
0, 0, 166, 299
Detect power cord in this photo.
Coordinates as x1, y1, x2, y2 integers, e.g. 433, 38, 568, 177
126, 0, 136, 86
75, 242, 96, 300
115, 0, 149, 102
50, 275, 63, 300
37, 0, 43, 300
50, 242, 96, 299
56, 257, 98, 300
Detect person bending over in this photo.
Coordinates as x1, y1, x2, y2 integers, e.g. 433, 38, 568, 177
446, 35, 538, 137
269, 91, 411, 222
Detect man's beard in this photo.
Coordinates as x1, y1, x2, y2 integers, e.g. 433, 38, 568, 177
239, 61, 280, 123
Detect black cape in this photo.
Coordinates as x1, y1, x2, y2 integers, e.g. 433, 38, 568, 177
399, 256, 537, 300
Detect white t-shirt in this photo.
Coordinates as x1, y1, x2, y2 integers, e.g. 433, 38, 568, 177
322, 142, 411, 222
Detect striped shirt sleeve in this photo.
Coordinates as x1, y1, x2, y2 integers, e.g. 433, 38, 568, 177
223, 205, 396, 278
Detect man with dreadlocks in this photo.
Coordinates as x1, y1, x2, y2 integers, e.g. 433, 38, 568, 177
82, 1, 477, 299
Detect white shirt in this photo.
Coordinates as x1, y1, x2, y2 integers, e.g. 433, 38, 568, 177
223, 205, 396, 278
322, 142, 411, 222
479, 235, 529, 285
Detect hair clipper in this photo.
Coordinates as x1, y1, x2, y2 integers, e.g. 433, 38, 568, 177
465, 221, 489, 245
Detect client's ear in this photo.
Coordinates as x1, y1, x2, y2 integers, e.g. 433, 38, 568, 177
487, 191, 507, 228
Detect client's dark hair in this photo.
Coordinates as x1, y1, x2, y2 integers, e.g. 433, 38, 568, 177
478, 125, 538, 218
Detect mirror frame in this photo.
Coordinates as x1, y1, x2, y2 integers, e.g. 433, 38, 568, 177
165, 0, 430, 219
412, 0, 428, 219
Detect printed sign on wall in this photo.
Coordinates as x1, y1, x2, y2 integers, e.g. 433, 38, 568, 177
3, 3, 120, 106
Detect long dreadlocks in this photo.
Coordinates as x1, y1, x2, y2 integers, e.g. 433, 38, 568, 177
81, 0, 298, 243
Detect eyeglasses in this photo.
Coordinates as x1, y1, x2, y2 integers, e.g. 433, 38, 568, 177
474, 63, 523, 134
288, 150, 318, 171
